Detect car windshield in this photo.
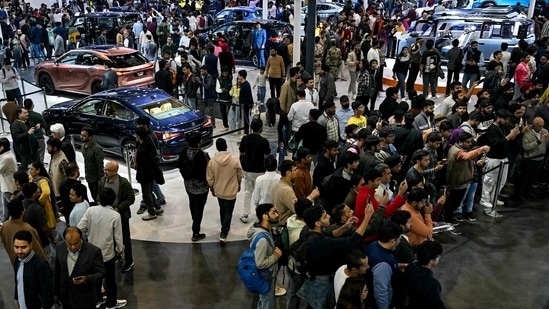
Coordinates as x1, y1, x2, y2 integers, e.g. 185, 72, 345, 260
139, 98, 192, 120
107, 52, 149, 68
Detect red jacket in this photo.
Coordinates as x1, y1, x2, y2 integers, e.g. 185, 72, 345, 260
354, 186, 406, 242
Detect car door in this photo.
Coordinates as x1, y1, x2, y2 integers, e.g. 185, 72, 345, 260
56, 51, 81, 91
95, 100, 137, 152
71, 51, 100, 93
216, 10, 230, 25
65, 98, 105, 143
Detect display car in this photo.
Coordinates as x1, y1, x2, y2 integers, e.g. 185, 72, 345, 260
214, 6, 262, 26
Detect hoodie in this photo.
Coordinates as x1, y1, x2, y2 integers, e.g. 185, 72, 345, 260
246, 224, 278, 275
206, 151, 243, 200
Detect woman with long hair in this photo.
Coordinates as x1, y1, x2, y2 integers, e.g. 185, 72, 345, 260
29, 161, 58, 229
393, 46, 411, 100
336, 277, 368, 309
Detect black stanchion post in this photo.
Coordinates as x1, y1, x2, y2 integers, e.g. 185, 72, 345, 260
125, 144, 132, 183
42, 87, 48, 109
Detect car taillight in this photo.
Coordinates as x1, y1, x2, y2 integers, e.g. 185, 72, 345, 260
202, 117, 212, 127
155, 131, 182, 140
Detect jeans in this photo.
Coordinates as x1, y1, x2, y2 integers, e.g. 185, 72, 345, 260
457, 182, 477, 214
277, 114, 291, 147
257, 271, 276, 309
140, 181, 164, 207
406, 63, 420, 91
121, 216, 133, 265
218, 198, 236, 236
255, 48, 266, 68
287, 268, 305, 309
257, 86, 266, 104
29, 43, 44, 64
462, 72, 478, 91
37, 138, 45, 164
422, 73, 437, 97
445, 69, 460, 95
396, 71, 407, 98
347, 71, 357, 96
480, 158, 508, 209
95, 257, 118, 308
5, 88, 23, 106
141, 180, 156, 215
12, 49, 22, 69
268, 77, 282, 98
243, 171, 262, 216
243, 104, 251, 135
1, 192, 10, 222
228, 105, 241, 131
187, 191, 208, 234
185, 97, 197, 110
297, 276, 335, 309
444, 187, 468, 222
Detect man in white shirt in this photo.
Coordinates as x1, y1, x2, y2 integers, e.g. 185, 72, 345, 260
251, 155, 279, 208
367, 40, 380, 65
304, 78, 319, 106
374, 163, 394, 202
179, 30, 191, 49
334, 249, 369, 302
288, 89, 315, 133
78, 188, 127, 309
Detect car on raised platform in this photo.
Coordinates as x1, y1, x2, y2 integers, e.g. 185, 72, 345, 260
42, 87, 213, 164
210, 19, 293, 67
67, 11, 143, 44
35, 45, 155, 96
214, 6, 262, 26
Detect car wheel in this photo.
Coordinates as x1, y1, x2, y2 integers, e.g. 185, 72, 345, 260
328, 16, 337, 27
122, 140, 136, 167
39, 74, 55, 95
252, 52, 258, 67
91, 81, 103, 94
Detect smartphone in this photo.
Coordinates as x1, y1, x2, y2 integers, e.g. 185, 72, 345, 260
366, 195, 371, 206
73, 276, 84, 281
477, 78, 485, 84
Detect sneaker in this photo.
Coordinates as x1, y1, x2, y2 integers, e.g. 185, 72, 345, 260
155, 208, 164, 215
192, 233, 206, 242
142, 213, 157, 221
106, 299, 127, 309
96, 298, 106, 308
480, 202, 493, 209
240, 214, 249, 223
219, 236, 227, 246
496, 200, 505, 206
451, 218, 460, 226
220, 127, 229, 132
499, 193, 510, 198
136, 207, 146, 215
122, 261, 134, 273
159, 199, 167, 205
275, 285, 287, 297
464, 212, 477, 222
449, 228, 462, 236
454, 214, 464, 222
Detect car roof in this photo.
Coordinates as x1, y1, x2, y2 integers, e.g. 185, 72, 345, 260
77, 12, 140, 17
93, 87, 173, 106
220, 6, 262, 11
77, 45, 139, 55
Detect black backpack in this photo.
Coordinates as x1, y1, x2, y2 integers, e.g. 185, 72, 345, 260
272, 225, 290, 266
289, 229, 321, 279
177, 148, 206, 180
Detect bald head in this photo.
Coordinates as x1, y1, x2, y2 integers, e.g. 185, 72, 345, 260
533, 117, 545, 131
64, 227, 84, 253
104, 161, 119, 180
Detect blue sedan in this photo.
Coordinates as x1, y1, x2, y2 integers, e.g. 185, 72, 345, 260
42, 87, 213, 164
214, 6, 262, 26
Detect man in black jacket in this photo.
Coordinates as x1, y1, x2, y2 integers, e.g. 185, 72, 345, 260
55, 227, 105, 309
181, 63, 199, 109
238, 70, 254, 134
155, 59, 174, 96
135, 127, 164, 221
13, 230, 54, 309
11, 108, 39, 171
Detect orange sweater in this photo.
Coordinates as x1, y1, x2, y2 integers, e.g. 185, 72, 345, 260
401, 203, 433, 246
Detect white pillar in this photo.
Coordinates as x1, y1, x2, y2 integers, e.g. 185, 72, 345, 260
263, 0, 268, 20
527, 0, 535, 18
293, 2, 301, 66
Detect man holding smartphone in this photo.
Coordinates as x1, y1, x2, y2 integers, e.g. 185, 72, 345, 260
54, 227, 105, 309
0, 60, 23, 105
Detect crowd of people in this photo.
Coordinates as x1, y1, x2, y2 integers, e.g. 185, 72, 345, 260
1, 0, 549, 308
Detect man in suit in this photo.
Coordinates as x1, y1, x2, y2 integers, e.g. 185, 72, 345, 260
54, 227, 105, 309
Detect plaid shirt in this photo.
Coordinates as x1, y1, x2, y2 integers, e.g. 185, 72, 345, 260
318, 112, 340, 142
82, 141, 105, 182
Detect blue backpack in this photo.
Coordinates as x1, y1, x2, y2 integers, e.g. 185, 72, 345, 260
237, 233, 272, 294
